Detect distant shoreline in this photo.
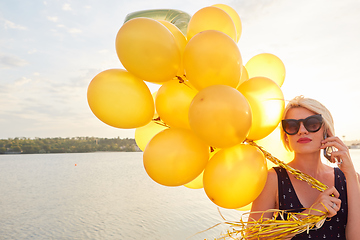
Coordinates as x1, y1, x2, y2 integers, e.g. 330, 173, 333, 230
0, 137, 141, 154
1, 137, 360, 154
344, 140, 360, 149
0, 151, 142, 155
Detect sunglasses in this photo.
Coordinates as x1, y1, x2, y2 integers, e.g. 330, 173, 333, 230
281, 114, 323, 135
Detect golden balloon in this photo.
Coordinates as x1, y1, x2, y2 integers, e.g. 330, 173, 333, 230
184, 148, 219, 189
115, 17, 181, 83
236, 203, 252, 212
187, 6, 237, 41
203, 144, 267, 209
183, 171, 204, 189
87, 69, 154, 129
255, 125, 294, 169
237, 65, 249, 88
143, 128, 209, 186
135, 114, 168, 151
157, 20, 187, 76
188, 85, 251, 148
183, 30, 242, 91
155, 79, 197, 129
212, 4, 242, 42
238, 77, 285, 140
245, 53, 286, 87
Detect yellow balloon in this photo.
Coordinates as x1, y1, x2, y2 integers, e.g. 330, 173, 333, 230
155, 79, 197, 129
135, 114, 168, 151
212, 4, 242, 42
245, 53, 286, 87
255, 125, 294, 169
184, 171, 204, 189
237, 65, 249, 88
203, 144, 267, 209
236, 203, 252, 211
238, 77, 285, 141
115, 18, 181, 83
158, 20, 187, 76
157, 20, 187, 52
188, 85, 252, 148
184, 148, 220, 189
187, 6, 236, 41
183, 30, 242, 91
151, 91, 158, 113
143, 128, 209, 186
87, 69, 154, 129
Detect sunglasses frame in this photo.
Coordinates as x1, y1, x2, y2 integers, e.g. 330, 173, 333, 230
281, 114, 323, 135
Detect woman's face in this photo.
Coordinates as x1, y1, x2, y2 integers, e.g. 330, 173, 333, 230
284, 107, 324, 154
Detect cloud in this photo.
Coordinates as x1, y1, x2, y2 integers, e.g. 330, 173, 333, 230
47, 16, 58, 22
0, 75, 82, 125
56, 24, 82, 34
0, 83, 10, 94
0, 53, 28, 68
68, 28, 82, 34
3, 19, 27, 30
14, 77, 32, 86
98, 49, 110, 54
62, 3, 72, 11
28, 49, 38, 54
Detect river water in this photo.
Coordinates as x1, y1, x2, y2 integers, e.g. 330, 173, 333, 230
1, 150, 359, 240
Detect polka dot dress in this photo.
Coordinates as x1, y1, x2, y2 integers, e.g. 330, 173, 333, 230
274, 167, 348, 239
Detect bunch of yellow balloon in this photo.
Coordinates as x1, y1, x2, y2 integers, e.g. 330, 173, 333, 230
87, 4, 292, 210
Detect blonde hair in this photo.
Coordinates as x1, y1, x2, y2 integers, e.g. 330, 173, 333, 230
281, 96, 335, 151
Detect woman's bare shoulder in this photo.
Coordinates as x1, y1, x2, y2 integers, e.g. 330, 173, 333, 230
256, 168, 278, 200
250, 168, 279, 219
268, 167, 279, 183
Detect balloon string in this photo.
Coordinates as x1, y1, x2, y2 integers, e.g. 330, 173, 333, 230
176, 75, 195, 89
213, 210, 328, 240
244, 139, 328, 192
176, 75, 186, 82
152, 116, 170, 128
197, 207, 328, 240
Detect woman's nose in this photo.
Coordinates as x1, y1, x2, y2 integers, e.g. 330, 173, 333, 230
297, 122, 308, 134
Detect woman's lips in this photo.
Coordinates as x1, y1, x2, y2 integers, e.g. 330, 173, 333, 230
297, 138, 312, 143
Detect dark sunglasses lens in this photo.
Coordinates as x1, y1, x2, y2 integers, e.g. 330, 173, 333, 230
283, 120, 299, 135
305, 117, 322, 132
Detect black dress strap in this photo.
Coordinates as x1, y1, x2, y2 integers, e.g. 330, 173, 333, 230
274, 166, 304, 212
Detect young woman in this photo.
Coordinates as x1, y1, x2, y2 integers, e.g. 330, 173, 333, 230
249, 96, 360, 239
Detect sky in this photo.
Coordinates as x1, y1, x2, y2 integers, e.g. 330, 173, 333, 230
1, 0, 360, 141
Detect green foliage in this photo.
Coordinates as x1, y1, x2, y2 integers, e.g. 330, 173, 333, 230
0, 137, 140, 154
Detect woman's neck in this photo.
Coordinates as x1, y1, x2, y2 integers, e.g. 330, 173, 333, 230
289, 152, 326, 178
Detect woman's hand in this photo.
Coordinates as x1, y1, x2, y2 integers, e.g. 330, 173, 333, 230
320, 135, 356, 176
310, 186, 341, 218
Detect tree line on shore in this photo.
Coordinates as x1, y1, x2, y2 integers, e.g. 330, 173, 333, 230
0, 137, 140, 154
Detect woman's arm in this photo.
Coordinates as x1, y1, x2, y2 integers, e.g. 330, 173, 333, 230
345, 172, 360, 239
321, 136, 360, 239
249, 168, 278, 221
248, 167, 341, 240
